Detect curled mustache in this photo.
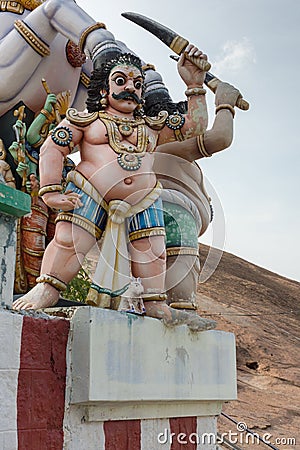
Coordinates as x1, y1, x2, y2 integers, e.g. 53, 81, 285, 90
112, 91, 142, 104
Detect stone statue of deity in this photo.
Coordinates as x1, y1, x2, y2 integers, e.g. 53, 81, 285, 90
13, 40, 241, 332
1, 2, 243, 330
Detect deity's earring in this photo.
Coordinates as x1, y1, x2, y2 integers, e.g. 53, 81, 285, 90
100, 90, 108, 109
136, 99, 145, 116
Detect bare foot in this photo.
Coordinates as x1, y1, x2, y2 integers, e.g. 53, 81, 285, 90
12, 283, 60, 311
144, 301, 216, 332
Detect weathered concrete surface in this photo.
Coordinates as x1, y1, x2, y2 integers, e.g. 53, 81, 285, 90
70, 307, 236, 421
0, 185, 31, 306
0, 213, 17, 305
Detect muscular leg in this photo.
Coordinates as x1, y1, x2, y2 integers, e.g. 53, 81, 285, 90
129, 236, 216, 331
130, 235, 166, 293
13, 221, 95, 310
166, 254, 199, 308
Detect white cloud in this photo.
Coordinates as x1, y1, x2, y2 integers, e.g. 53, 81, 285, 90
212, 37, 256, 76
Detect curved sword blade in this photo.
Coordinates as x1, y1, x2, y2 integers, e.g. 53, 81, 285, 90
121, 12, 188, 54
122, 12, 249, 110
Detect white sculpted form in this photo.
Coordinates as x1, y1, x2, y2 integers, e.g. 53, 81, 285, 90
0, 0, 117, 117
118, 277, 146, 315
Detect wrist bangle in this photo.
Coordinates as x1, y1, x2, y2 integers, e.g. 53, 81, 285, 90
38, 184, 62, 197
196, 134, 211, 158
215, 104, 235, 118
40, 108, 53, 121
185, 87, 206, 97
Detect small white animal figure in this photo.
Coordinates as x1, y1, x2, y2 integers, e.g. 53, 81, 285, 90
118, 277, 146, 315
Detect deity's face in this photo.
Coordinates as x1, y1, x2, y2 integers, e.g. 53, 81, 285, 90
106, 64, 143, 114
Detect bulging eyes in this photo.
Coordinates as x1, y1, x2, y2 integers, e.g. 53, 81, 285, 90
115, 76, 125, 86
134, 81, 142, 90
113, 76, 142, 89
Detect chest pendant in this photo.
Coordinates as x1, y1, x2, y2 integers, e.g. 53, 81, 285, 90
100, 113, 149, 171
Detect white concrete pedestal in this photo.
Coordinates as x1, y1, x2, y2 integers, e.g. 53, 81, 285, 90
70, 307, 236, 421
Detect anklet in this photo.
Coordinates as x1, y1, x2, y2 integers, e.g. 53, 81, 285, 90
169, 301, 197, 310
36, 274, 67, 292
142, 293, 167, 302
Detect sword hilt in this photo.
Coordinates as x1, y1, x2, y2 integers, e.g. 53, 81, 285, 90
171, 55, 249, 110
184, 53, 211, 72
169, 38, 211, 72
170, 55, 250, 111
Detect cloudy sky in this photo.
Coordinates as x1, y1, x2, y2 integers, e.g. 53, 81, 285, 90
77, 0, 300, 282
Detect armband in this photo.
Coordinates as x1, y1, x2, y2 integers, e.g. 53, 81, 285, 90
166, 112, 185, 142
51, 126, 73, 147
196, 134, 211, 158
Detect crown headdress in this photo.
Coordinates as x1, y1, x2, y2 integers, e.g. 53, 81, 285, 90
101, 53, 145, 78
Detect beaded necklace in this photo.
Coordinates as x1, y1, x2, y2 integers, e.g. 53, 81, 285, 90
99, 112, 149, 171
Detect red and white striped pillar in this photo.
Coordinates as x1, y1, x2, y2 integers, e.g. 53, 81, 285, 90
0, 309, 69, 449
0, 306, 236, 450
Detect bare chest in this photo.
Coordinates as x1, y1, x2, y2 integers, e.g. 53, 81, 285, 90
83, 118, 158, 153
